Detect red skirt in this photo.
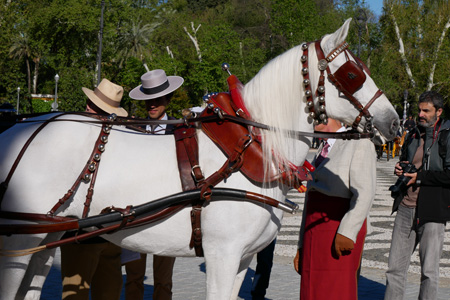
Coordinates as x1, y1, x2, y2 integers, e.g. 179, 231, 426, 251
300, 191, 367, 300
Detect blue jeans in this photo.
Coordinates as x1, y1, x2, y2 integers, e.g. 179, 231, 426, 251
384, 205, 445, 300
251, 239, 276, 300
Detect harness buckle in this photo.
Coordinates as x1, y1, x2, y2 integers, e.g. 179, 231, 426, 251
191, 165, 205, 182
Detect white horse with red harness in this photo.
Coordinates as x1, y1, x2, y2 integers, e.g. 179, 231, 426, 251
0, 19, 399, 300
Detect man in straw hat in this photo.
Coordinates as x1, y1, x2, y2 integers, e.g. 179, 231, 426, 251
83, 78, 128, 117
121, 69, 184, 300
60, 78, 127, 300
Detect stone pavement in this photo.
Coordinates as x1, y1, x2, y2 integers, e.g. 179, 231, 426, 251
41, 150, 450, 299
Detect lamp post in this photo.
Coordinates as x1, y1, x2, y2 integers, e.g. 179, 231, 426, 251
356, 8, 367, 57
16, 87, 20, 115
52, 74, 59, 112
403, 89, 408, 124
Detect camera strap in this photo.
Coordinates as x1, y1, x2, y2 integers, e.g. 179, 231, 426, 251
423, 120, 442, 170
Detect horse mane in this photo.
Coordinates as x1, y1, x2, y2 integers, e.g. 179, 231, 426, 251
242, 45, 312, 178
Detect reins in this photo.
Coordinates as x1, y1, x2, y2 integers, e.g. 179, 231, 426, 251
12, 111, 374, 140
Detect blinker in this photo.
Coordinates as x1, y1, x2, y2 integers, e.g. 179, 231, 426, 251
332, 60, 366, 95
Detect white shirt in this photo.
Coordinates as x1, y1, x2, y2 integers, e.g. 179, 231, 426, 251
146, 113, 168, 134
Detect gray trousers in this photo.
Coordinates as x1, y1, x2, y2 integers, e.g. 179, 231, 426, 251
384, 205, 445, 300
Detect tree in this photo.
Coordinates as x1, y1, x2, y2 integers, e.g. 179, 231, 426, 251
379, 0, 450, 114
9, 33, 32, 94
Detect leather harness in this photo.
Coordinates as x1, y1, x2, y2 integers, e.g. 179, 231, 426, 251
0, 40, 382, 257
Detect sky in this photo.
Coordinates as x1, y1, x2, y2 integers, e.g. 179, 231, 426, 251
364, 0, 384, 17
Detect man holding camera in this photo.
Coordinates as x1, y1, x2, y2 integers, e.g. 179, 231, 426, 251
385, 91, 450, 299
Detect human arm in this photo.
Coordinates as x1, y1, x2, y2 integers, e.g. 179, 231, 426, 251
335, 140, 376, 255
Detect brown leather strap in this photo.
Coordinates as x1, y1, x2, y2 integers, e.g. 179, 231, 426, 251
174, 125, 204, 191
48, 122, 111, 217
45, 204, 187, 249
0, 114, 60, 206
189, 206, 203, 256
351, 89, 383, 130
199, 134, 251, 201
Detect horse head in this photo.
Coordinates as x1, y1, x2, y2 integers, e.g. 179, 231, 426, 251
311, 18, 400, 144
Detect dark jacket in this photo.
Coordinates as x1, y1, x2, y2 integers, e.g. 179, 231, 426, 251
392, 118, 450, 222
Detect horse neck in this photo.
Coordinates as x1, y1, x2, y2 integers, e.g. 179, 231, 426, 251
242, 45, 312, 167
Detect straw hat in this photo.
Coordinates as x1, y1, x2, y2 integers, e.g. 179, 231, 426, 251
129, 69, 184, 100
82, 79, 128, 117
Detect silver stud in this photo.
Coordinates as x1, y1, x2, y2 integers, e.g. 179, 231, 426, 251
93, 153, 101, 162
318, 59, 328, 71
98, 144, 105, 152
301, 55, 307, 62
107, 113, 117, 121
83, 174, 91, 182
101, 136, 108, 143
207, 103, 215, 109
319, 105, 326, 112
318, 86, 325, 94
203, 95, 209, 102
306, 101, 314, 108
318, 96, 325, 103
309, 112, 316, 118
302, 67, 309, 75
213, 107, 221, 114
301, 43, 308, 50
88, 163, 96, 172
303, 79, 310, 86
322, 118, 328, 125
319, 113, 327, 120
313, 119, 320, 125
305, 90, 312, 97
103, 127, 111, 134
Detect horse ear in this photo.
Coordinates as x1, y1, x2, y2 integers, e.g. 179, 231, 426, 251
320, 18, 352, 57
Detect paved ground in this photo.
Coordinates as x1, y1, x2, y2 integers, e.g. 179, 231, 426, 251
40, 150, 450, 299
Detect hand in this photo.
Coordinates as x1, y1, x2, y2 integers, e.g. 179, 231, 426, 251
404, 172, 417, 186
293, 248, 302, 274
394, 161, 409, 176
334, 233, 354, 257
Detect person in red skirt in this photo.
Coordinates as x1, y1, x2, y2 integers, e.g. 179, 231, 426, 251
293, 118, 377, 300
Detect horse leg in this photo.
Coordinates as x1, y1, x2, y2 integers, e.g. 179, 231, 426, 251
0, 235, 37, 300
16, 248, 56, 299
230, 255, 253, 299
203, 249, 244, 300
0, 233, 57, 300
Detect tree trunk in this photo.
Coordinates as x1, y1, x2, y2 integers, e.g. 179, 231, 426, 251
25, 58, 31, 94
184, 22, 202, 62
32, 57, 40, 94
389, 8, 416, 89
427, 17, 450, 91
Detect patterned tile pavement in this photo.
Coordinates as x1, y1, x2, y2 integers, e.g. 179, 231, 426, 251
41, 151, 450, 299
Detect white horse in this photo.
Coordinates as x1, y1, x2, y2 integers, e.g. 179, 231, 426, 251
0, 19, 399, 300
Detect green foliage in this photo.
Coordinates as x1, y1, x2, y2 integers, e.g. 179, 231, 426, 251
31, 98, 52, 113
6, 0, 450, 122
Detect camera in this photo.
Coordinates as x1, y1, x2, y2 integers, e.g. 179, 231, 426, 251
389, 162, 418, 198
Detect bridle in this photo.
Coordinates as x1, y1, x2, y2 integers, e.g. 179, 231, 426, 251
301, 40, 384, 133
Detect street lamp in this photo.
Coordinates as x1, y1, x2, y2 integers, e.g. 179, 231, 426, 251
403, 89, 408, 124
52, 74, 59, 111
16, 87, 20, 115
356, 8, 367, 57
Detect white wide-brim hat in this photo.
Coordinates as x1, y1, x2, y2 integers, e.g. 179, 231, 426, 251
129, 69, 184, 100
82, 79, 128, 117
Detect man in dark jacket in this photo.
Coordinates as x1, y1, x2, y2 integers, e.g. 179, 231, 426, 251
384, 91, 450, 300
